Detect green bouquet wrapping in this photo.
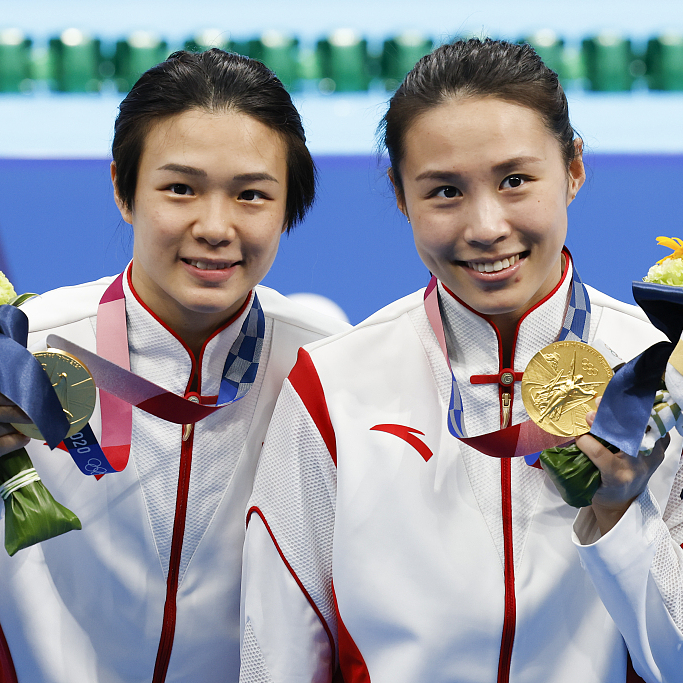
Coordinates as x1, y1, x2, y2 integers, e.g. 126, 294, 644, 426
0, 448, 81, 556
539, 438, 619, 508
0, 270, 81, 555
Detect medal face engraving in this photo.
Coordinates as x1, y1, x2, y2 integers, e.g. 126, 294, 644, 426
12, 349, 96, 441
522, 341, 613, 437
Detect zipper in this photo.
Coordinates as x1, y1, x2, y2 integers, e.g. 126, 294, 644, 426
498, 381, 515, 681
501, 392, 511, 429
152, 393, 199, 683
497, 457, 516, 683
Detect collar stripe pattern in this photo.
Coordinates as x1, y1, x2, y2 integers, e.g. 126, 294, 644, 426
424, 263, 591, 456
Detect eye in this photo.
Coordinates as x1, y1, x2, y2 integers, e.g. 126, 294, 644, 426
169, 183, 193, 195
239, 189, 265, 201
433, 186, 461, 199
500, 175, 526, 190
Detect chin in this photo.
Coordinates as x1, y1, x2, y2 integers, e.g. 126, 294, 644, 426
467, 295, 528, 317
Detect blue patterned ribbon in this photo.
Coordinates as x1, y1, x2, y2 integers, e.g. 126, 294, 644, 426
217, 294, 265, 404
0, 305, 69, 449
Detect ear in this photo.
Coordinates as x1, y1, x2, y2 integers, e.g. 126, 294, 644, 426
566, 138, 586, 206
110, 161, 133, 225
388, 167, 409, 220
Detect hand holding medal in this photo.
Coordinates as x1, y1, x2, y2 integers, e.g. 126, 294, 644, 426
525, 237, 683, 509
522, 341, 619, 508
0, 272, 88, 555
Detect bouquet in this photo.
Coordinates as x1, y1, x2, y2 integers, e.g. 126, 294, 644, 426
0, 271, 81, 555
539, 237, 683, 508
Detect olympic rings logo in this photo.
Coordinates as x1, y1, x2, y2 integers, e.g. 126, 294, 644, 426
83, 458, 108, 476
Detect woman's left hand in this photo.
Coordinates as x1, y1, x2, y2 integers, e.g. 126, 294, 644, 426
576, 404, 668, 535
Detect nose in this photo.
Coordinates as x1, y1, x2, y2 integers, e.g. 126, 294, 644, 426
462, 191, 511, 247
192, 195, 236, 246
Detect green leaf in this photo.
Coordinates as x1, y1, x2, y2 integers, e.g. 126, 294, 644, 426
9, 293, 38, 307
0, 448, 81, 556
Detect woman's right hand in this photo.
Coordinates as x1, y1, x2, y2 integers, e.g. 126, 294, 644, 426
0, 395, 31, 456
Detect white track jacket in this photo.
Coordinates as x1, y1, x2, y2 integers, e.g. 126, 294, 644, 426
0, 270, 348, 683
241, 262, 683, 683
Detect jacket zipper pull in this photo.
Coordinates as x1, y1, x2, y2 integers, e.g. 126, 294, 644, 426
501, 392, 511, 429
182, 395, 200, 441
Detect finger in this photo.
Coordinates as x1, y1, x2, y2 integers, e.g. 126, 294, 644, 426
648, 433, 670, 468
0, 422, 24, 438
0, 405, 31, 424
585, 397, 602, 428
0, 431, 31, 457
575, 433, 614, 467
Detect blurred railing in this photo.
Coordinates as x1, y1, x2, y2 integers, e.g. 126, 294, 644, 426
1, 28, 683, 94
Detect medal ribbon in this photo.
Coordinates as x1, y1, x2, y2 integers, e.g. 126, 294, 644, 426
53, 272, 265, 476
0, 304, 69, 449
424, 254, 592, 459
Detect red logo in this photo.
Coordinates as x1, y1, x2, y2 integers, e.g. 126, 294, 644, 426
370, 424, 433, 462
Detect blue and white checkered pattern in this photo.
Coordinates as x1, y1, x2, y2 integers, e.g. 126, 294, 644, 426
445, 267, 591, 440
448, 379, 466, 438
559, 268, 591, 343
217, 293, 266, 405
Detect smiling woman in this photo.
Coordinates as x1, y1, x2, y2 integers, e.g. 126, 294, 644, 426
0, 50, 348, 683
118, 109, 290, 354
241, 39, 683, 683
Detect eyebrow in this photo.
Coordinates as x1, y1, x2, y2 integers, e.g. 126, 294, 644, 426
232, 172, 279, 183
414, 156, 543, 182
156, 166, 279, 184
157, 163, 207, 177
492, 156, 543, 173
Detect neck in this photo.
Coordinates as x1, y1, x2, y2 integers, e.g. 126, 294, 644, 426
127, 266, 249, 359
486, 251, 568, 366
487, 315, 518, 367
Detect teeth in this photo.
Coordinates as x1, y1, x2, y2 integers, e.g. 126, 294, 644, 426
467, 253, 520, 273
187, 259, 229, 270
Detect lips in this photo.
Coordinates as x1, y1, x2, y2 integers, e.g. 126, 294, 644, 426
465, 252, 526, 273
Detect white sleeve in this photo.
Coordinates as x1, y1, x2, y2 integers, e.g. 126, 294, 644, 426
240, 378, 338, 683
573, 455, 683, 683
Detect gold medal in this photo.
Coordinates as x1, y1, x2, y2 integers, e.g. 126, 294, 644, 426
521, 341, 613, 438
12, 349, 96, 441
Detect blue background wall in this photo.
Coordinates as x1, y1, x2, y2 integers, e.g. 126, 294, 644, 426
0, 154, 680, 324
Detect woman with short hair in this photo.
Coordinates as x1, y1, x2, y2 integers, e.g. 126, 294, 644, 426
0, 49, 347, 683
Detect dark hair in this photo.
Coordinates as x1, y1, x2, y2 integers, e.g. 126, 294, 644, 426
113, 48, 315, 230
380, 38, 578, 197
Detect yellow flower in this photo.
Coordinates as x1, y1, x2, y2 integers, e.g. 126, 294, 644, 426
655, 236, 683, 264
0, 271, 17, 305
